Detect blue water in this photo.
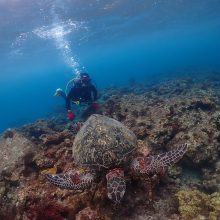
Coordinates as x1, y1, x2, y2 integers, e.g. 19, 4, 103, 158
0, 0, 220, 132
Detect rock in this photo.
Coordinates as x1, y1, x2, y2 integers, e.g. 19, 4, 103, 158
2, 128, 14, 139
19, 119, 56, 140
75, 207, 107, 220
0, 131, 37, 175
188, 98, 216, 111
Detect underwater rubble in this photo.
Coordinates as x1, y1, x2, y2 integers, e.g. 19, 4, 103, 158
1, 74, 220, 219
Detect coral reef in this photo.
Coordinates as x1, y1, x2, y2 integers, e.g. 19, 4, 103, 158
176, 189, 220, 220
25, 201, 68, 220
75, 207, 107, 220
1, 73, 220, 219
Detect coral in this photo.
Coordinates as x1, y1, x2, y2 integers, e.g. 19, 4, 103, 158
25, 201, 68, 220
153, 197, 177, 217
136, 140, 150, 157
0, 131, 37, 174
100, 75, 220, 170
2, 74, 220, 219
19, 119, 56, 140
39, 129, 73, 146
2, 128, 14, 139
75, 207, 107, 220
208, 192, 220, 219
176, 190, 220, 220
176, 190, 207, 219
188, 98, 216, 111
167, 165, 183, 179
202, 160, 220, 192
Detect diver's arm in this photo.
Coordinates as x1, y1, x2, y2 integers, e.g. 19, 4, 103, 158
66, 88, 76, 110
60, 91, 67, 99
90, 84, 100, 110
91, 84, 98, 101
66, 96, 71, 111
66, 89, 75, 121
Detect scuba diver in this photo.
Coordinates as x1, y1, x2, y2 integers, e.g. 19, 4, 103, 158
54, 73, 100, 121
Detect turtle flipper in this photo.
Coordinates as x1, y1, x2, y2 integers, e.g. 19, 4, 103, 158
47, 171, 94, 190
106, 168, 126, 204
131, 143, 188, 175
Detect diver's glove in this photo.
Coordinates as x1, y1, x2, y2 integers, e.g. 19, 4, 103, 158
91, 102, 100, 111
54, 88, 63, 96
67, 110, 74, 121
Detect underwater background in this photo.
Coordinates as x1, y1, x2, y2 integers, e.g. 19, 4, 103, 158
1, 0, 220, 133
2, 1, 220, 219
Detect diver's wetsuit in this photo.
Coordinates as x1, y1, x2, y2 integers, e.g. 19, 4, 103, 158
66, 82, 97, 111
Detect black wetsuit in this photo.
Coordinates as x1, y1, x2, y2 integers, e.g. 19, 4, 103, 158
66, 81, 97, 111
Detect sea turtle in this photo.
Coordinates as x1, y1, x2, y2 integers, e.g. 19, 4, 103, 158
47, 114, 187, 203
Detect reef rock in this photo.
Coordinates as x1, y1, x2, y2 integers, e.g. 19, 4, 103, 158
1, 74, 220, 219
176, 189, 220, 219
0, 130, 37, 174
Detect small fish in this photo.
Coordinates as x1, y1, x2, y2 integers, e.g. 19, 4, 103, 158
73, 100, 80, 105
41, 167, 57, 175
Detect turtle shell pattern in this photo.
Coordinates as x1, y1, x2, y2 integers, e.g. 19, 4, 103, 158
72, 114, 137, 169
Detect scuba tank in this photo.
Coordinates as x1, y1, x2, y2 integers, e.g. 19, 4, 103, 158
65, 74, 81, 95
65, 74, 98, 96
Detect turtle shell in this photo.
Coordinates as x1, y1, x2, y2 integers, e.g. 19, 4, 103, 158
72, 114, 137, 169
